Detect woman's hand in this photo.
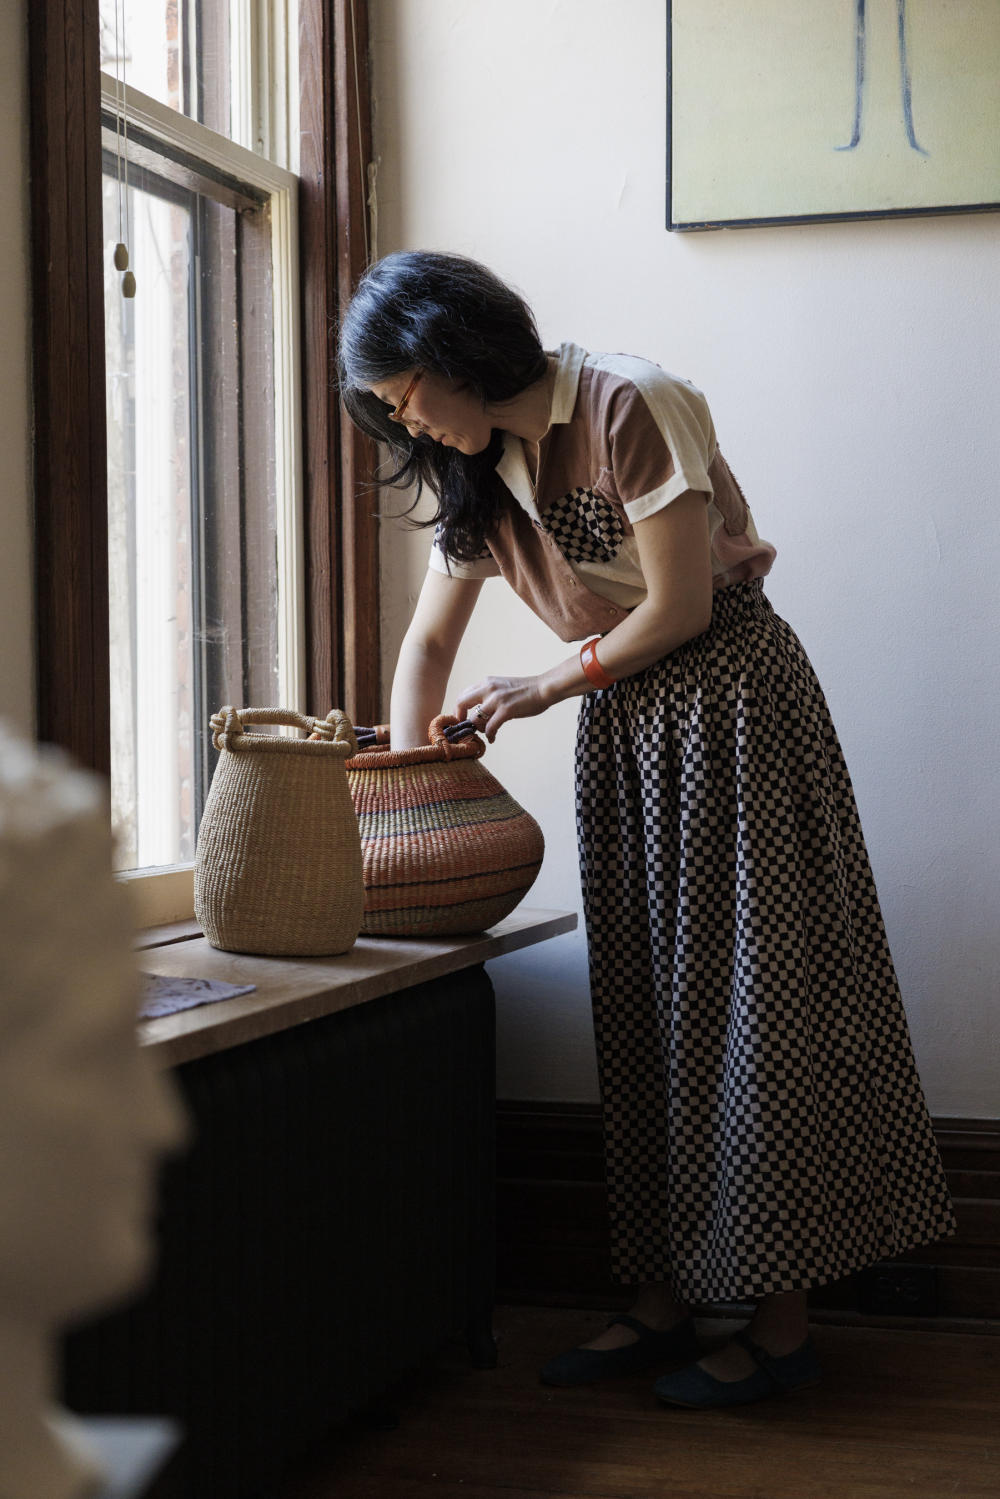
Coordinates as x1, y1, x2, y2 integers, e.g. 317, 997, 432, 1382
454, 675, 550, 743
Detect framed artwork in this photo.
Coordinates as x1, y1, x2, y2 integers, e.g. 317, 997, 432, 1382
667, 0, 1000, 230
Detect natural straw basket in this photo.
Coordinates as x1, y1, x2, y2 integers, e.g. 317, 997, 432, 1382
195, 706, 364, 956
345, 714, 544, 937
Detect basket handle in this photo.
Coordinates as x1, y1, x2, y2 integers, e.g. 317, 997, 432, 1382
353, 724, 392, 748
428, 714, 485, 759
211, 706, 357, 755
353, 718, 481, 751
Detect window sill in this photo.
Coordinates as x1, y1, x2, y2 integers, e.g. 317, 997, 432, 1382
118, 864, 195, 928
137, 906, 577, 1069
135, 918, 204, 950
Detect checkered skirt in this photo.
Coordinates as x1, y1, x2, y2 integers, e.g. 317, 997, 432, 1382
575, 580, 957, 1302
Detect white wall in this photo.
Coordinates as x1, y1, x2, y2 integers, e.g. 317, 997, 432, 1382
0, 0, 33, 737
372, 0, 1000, 1117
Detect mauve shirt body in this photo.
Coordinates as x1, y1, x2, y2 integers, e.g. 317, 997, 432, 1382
429, 342, 776, 643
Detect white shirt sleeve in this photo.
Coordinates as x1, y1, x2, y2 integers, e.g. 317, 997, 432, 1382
428, 534, 502, 580
624, 375, 717, 525
589, 354, 718, 526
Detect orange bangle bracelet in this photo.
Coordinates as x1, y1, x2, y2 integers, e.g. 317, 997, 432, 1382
580, 637, 616, 689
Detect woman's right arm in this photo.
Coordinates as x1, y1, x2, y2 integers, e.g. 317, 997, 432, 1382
389, 569, 486, 748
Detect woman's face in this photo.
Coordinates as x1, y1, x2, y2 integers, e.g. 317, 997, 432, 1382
369, 369, 494, 455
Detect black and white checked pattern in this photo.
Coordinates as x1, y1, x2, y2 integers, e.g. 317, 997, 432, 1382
575, 580, 957, 1301
542, 488, 626, 564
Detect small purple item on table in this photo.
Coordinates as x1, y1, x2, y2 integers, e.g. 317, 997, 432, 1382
139, 974, 257, 1020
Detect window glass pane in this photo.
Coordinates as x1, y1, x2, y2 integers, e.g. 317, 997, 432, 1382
99, 0, 233, 140
104, 160, 279, 874
104, 176, 196, 870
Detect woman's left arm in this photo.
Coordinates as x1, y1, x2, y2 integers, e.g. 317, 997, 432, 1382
455, 490, 713, 740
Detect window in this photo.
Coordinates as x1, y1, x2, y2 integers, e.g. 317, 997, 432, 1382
31, 0, 378, 921
98, 0, 233, 139
99, 26, 302, 869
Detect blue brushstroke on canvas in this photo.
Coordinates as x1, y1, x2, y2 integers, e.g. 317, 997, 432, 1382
836, 0, 929, 156
836, 0, 867, 150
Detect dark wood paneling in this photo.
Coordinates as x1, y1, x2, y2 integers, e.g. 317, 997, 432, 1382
496, 1102, 1000, 1325
29, 0, 110, 771
332, 0, 380, 728
299, 0, 380, 727
298, 0, 341, 718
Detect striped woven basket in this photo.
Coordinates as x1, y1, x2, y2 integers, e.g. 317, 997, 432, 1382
194, 706, 364, 956
345, 715, 545, 937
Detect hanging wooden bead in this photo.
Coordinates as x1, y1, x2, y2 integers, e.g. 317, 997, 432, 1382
122, 271, 136, 299
113, 243, 129, 271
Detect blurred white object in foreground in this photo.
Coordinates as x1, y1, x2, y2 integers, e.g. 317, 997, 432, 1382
0, 723, 189, 1499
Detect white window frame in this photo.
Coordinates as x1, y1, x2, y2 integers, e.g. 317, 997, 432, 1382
230, 0, 300, 174
101, 74, 305, 924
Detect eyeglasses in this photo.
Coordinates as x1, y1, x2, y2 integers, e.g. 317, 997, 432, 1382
388, 370, 423, 424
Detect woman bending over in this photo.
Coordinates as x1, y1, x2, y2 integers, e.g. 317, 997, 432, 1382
338, 250, 956, 1409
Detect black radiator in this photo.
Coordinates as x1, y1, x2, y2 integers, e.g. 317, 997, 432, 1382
62, 965, 497, 1499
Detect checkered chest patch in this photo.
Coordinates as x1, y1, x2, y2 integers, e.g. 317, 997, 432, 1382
540, 488, 626, 565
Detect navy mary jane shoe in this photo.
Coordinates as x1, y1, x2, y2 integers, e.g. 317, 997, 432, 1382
653, 1329, 822, 1409
540, 1313, 700, 1387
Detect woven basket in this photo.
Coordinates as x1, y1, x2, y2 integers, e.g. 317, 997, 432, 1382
345, 714, 545, 937
194, 706, 364, 956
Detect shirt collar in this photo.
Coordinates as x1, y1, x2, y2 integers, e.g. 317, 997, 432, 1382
492, 342, 587, 512
492, 341, 586, 489
495, 430, 539, 520
549, 342, 587, 425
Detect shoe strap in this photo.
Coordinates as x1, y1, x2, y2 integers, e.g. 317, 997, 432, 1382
606, 1313, 687, 1339
605, 1313, 659, 1337
732, 1329, 799, 1389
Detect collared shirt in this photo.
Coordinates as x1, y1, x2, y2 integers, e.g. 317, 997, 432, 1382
429, 342, 776, 643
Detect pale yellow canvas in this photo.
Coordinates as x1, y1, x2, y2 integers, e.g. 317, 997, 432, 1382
669, 0, 1000, 225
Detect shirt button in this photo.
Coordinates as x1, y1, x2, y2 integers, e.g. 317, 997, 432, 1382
569, 577, 577, 587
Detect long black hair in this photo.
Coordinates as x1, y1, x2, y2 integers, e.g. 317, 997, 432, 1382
338, 251, 548, 563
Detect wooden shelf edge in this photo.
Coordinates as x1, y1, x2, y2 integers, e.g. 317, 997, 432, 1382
139, 907, 577, 1069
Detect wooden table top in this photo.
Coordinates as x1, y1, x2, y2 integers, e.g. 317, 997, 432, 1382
137, 906, 577, 1068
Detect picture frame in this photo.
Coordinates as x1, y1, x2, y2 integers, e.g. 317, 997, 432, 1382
666, 0, 1000, 231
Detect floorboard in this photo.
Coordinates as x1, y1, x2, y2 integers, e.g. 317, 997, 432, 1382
279, 1304, 1000, 1498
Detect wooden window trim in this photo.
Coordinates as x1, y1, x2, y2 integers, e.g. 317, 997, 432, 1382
28, 0, 379, 776
29, 0, 111, 772
299, 0, 380, 729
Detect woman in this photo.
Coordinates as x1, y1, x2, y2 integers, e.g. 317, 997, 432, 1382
339, 250, 957, 1409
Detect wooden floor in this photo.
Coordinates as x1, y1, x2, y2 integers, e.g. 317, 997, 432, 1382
279, 1305, 1000, 1499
